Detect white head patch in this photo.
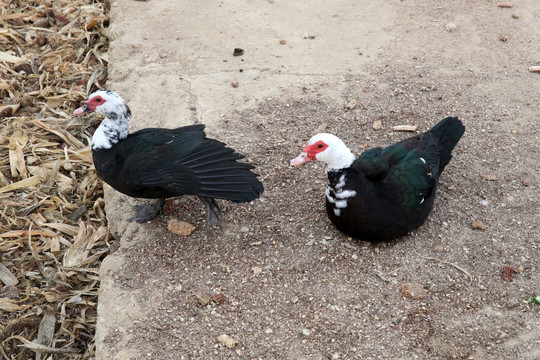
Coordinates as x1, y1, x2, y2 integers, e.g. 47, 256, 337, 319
87, 90, 131, 150
307, 133, 356, 171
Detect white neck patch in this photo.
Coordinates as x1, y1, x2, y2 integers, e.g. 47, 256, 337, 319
325, 174, 357, 216
91, 117, 129, 150
326, 152, 356, 172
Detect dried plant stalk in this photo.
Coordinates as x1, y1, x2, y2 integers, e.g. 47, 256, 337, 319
0, 0, 110, 358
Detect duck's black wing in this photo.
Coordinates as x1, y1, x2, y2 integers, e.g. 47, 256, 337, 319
354, 116, 464, 211
93, 124, 263, 202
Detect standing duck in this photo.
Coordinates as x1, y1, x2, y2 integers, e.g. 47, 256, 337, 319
74, 89, 263, 226
290, 117, 465, 241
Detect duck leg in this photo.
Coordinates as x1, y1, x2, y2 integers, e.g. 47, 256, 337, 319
198, 196, 222, 228
129, 198, 166, 223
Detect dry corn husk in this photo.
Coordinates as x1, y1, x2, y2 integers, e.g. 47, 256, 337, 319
0, 51, 23, 63
0, 263, 18, 286
0, 297, 25, 312
0, 0, 110, 357
63, 222, 109, 267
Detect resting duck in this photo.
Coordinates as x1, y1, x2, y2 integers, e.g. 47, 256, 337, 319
74, 89, 263, 226
291, 117, 465, 241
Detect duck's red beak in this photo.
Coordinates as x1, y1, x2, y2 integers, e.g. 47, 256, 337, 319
290, 152, 310, 165
290, 144, 316, 166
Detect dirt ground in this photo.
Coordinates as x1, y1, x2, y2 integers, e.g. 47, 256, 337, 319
96, 0, 539, 359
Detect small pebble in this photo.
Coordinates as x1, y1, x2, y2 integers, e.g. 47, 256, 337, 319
400, 282, 426, 299
471, 220, 487, 230
194, 291, 212, 306
217, 334, 237, 348
345, 99, 358, 110
445, 23, 457, 32
167, 219, 195, 236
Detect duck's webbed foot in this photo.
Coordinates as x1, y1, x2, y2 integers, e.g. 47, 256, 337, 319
198, 196, 222, 228
129, 198, 166, 223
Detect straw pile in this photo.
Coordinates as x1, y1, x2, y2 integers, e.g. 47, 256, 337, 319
1, 0, 109, 358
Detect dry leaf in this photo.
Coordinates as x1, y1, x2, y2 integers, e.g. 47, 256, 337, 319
213, 293, 226, 305
0, 176, 42, 193
36, 307, 56, 348
501, 266, 515, 282
0, 263, 18, 286
0, 0, 109, 357
0, 51, 22, 63
0, 103, 20, 117
43, 291, 65, 303
63, 221, 104, 267
42, 223, 80, 237
20, 341, 77, 355
85, 18, 99, 31
0, 229, 56, 238
0, 297, 24, 312
33, 119, 85, 149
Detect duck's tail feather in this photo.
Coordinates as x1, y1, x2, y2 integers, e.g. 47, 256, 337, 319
429, 117, 465, 174
180, 138, 264, 202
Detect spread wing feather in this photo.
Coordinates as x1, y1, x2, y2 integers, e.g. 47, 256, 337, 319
99, 125, 263, 201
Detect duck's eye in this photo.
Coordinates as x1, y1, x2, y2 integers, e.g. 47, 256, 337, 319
317, 144, 323, 149
95, 98, 102, 102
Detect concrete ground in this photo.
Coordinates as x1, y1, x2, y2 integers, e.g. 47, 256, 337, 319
95, 0, 539, 359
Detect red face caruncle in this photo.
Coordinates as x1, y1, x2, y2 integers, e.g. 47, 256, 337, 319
304, 140, 328, 161
86, 94, 106, 111
73, 94, 108, 115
